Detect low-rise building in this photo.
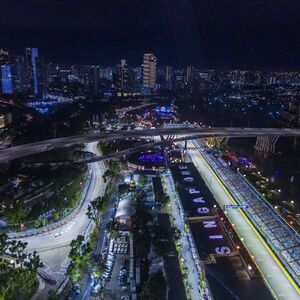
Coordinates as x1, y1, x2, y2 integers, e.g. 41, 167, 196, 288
115, 194, 136, 228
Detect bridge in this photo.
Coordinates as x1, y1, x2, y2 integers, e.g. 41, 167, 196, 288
0, 127, 300, 163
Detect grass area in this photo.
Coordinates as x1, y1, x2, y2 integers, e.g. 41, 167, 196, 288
89, 225, 98, 249
3, 165, 87, 226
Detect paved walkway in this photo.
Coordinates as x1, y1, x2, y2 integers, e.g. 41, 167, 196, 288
162, 173, 208, 300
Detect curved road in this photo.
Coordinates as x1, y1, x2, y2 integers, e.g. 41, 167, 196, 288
18, 142, 106, 253
1, 127, 300, 163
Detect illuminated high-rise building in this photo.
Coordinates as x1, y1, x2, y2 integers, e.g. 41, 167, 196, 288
11, 55, 27, 93
25, 47, 39, 96
0, 64, 13, 94
25, 48, 46, 99
142, 53, 157, 90
185, 66, 193, 85
0, 49, 9, 65
165, 65, 173, 83
116, 59, 128, 92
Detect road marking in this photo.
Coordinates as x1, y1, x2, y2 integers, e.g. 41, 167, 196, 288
193, 147, 300, 297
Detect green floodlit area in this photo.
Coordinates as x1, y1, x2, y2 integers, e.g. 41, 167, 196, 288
1, 1, 300, 300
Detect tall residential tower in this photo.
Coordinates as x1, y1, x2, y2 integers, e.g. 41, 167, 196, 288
25, 47, 38, 96
142, 53, 157, 90
116, 59, 128, 92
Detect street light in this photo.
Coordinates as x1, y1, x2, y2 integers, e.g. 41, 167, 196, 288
248, 265, 252, 271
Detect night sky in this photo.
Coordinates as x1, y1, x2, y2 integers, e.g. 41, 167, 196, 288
1, 0, 300, 70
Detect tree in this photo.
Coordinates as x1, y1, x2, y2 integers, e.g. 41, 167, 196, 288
67, 235, 91, 284
48, 289, 59, 300
4, 200, 29, 224
155, 192, 169, 207
138, 174, 147, 186
69, 235, 91, 265
0, 234, 40, 299
141, 271, 167, 300
24, 251, 42, 271
109, 229, 120, 239
67, 262, 83, 285
91, 255, 104, 280
102, 169, 112, 182
34, 217, 47, 228
7, 240, 28, 268
110, 161, 121, 174
118, 183, 130, 195
53, 211, 61, 222
0, 233, 8, 258
86, 196, 104, 226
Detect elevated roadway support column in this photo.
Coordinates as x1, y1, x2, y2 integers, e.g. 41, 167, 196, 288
255, 136, 279, 155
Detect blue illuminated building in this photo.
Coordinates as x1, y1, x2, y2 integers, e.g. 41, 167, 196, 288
1, 64, 13, 94
31, 48, 38, 96
25, 47, 39, 97
138, 152, 164, 163
155, 105, 171, 113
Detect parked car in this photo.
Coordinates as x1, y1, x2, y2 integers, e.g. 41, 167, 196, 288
74, 284, 81, 295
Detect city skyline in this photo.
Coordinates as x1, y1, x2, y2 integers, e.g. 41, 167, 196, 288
1, 2, 300, 299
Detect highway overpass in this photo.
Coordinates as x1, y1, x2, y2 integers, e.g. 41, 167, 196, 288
1, 127, 300, 163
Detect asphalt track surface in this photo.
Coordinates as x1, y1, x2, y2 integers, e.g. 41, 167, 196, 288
1, 127, 300, 162
17, 142, 106, 253
187, 140, 300, 300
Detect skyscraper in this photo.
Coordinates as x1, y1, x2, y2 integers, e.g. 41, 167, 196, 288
0, 49, 9, 65
185, 66, 193, 85
116, 59, 128, 92
165, 65, 173, 83
0, 64, 13, 94
10, 55, 27, 94
25, 48, 39, 97
142, 53, 157, 90
25, 48, 47, 99
36, 56, 47, 99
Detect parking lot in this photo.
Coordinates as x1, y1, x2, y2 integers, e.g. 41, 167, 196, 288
102, 237, 131, 300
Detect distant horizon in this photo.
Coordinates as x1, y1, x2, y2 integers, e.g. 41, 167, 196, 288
3, 46, 300, 73
1, 1, 300, 72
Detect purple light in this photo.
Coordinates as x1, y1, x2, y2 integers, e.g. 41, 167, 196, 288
138, 152, 164, 163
